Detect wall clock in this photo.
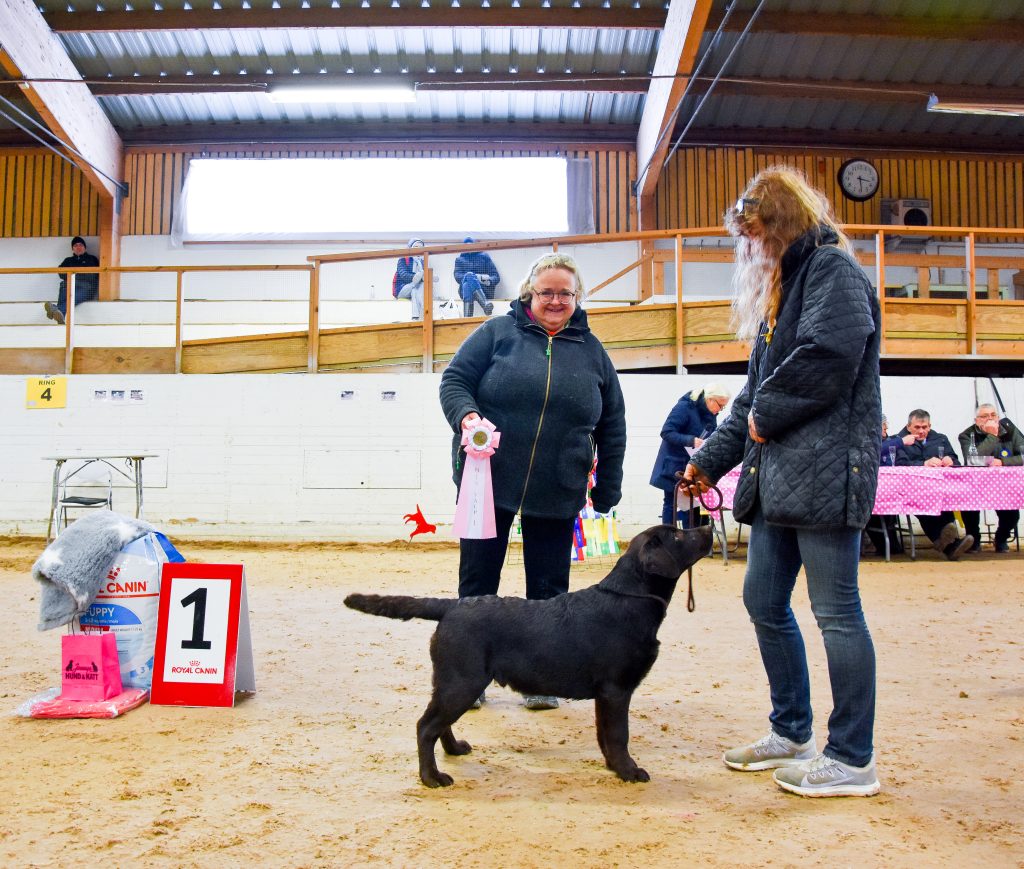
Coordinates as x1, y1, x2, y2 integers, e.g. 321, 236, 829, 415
837, 159, 879, 201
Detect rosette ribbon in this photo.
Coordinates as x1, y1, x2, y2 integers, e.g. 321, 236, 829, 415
452, 418, 501, 539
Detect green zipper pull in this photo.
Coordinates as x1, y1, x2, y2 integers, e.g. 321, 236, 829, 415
546, 336, 552, 357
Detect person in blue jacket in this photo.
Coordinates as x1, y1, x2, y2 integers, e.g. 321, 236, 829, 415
454, 237, 498, 317
649, 383, 731, 526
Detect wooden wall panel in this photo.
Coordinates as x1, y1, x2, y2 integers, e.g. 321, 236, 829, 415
657, 148, 1024, 237
0, 151, 100, 238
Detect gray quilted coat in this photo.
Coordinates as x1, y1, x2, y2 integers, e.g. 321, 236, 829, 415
692, 226, 882, 529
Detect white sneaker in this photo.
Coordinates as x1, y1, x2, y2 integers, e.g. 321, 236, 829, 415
723, 731, 817, 771
773, 753, 880, 797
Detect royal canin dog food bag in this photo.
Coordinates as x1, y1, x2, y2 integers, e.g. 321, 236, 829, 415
76, 532, 185, 689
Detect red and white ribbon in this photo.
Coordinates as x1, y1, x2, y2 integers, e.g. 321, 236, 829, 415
452, 418, 501, 539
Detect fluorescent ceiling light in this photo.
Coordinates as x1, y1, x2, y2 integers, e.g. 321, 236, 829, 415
268, 82, 416, 104
927, 93, 1024, 117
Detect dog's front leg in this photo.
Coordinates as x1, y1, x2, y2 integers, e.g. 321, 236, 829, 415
595, 691, 649, 783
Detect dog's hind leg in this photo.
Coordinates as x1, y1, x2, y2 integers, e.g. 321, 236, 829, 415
440, 726, 471, 756
595, 690, 649, 783
417, 702, 456, 787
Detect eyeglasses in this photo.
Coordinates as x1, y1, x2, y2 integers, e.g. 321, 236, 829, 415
734, 196, 759, 214
535, 291, 577, 303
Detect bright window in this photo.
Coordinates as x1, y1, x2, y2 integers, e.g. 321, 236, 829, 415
178, 156, 573, 239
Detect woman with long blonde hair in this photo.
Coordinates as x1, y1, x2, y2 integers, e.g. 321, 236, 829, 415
680, 165, 883, 798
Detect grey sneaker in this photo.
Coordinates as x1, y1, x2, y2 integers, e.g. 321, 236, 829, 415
43, 301, 65, 325
944, 534, 974, 561
933, 522, 958, 552
523, 695, 559, 710
773, 753, 880, 797
469, 691, 486, 710
723, 731, 817, 771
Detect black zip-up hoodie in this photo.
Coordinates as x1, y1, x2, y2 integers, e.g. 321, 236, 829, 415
439, 299, 626, 518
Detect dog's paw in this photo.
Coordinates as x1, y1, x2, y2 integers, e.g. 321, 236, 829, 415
421, 770, 455, 788
616, 766, 650, 783
444, 739, 472, 756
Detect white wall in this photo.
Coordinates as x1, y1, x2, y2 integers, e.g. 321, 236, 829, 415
2, 372, 1020, 541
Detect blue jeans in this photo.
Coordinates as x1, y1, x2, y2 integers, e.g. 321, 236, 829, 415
56, 278, 99, 316
743, 508, 875, 766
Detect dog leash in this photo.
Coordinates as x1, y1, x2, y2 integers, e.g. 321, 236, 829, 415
674, 481, 724, 613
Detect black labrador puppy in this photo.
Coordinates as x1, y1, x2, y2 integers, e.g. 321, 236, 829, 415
344, 523, 712, 787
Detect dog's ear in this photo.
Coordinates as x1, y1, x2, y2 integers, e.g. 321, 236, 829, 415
639, 530, 682, 579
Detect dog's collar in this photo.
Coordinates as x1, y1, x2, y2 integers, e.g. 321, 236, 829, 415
596, 585, 670, 614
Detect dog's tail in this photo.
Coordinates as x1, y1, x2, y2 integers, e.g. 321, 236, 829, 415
344, 593, 457, 622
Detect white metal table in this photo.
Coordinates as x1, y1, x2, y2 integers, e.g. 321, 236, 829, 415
43, 453, 158, 540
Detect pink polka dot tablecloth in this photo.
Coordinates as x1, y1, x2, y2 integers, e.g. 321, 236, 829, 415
715, 465, 1024, 516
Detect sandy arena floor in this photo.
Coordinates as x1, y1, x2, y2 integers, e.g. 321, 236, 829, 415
1, 533, 1021, 868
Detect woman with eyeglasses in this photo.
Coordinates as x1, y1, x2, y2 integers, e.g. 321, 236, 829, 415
649, 383, 731, 526
679, 166, 882, 798
440, 252, 626, 711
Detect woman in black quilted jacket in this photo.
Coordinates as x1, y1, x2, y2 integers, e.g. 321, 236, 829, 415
680, 166, 882, 798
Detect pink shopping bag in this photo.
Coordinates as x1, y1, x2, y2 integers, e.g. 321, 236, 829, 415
61, 632, 123, 701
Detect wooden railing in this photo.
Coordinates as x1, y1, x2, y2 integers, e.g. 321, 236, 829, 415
2, 225, 1023, 375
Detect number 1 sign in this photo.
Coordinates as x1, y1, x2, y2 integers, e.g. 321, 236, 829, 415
150, 563, 256, 707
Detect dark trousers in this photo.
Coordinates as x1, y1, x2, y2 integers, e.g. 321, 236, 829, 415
916, 511, 958, 543
458, 506, 576, 601
962, 509, 1020, 545
660, 488, 710, 528
57, 279, 99, 315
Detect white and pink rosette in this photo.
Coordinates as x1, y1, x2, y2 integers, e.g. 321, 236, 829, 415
452, 418, 501, 539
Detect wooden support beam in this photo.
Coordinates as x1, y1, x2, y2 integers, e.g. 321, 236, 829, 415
0, 0, 123, 201
422, 262, 434, 374
635, 0, 713, 198
966, 232, 977, 355
875, 231, 887, 355
308, 264, 320, 373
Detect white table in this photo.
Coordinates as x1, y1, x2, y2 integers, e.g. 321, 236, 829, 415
43, 453, 158, 540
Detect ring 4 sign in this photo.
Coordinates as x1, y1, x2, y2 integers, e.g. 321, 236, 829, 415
150, 563, 255, 707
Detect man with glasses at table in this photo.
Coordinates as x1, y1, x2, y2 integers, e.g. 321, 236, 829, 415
958, 404, 1024, 553
895, 408, 974, 560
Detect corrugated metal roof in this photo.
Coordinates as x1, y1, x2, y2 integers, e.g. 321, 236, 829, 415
1, 0, 1021, 146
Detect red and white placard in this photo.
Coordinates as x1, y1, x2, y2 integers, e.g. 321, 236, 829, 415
150, 562, 255, 707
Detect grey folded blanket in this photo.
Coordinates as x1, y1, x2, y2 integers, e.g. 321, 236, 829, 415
33, 511, 155, 631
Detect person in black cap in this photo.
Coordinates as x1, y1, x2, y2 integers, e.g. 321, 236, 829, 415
44, 236, 99, 325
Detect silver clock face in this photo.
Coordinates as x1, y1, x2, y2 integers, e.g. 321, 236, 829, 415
838, 159, 879, 201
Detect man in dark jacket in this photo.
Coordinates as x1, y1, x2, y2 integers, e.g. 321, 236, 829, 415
958, 404, 1024, 552
896, 409, 974, 559
680, 167, 880, 797
44, 236, 99, 325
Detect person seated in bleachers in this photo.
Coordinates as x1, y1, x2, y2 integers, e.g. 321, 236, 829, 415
393, 238, 426, 321
453, 237, 498, 317
895, 408, 974, 560
865, 414, 915, 556
44, 236, 99, 325
958, 404, 1024, 553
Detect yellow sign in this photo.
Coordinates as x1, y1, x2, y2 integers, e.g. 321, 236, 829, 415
26, 376, 67, 409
